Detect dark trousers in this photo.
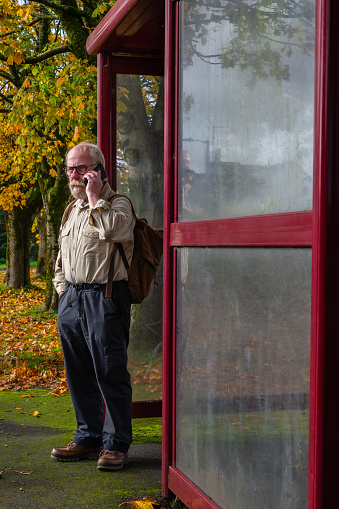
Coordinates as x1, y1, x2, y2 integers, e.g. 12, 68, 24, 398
57, 281, 132, 453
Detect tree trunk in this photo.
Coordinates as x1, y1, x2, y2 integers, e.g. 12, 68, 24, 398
38, 157, 69, 311
36, 211, 47, 277
4, 182, 42, 288
5, 208, 34, 288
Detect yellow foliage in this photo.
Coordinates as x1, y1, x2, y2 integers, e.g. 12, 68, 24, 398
0, 4, 97, 212
13, 52, 25, 65
31, 218, 38, 233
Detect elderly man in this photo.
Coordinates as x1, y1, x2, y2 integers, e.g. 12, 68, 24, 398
51, 141, 135, 470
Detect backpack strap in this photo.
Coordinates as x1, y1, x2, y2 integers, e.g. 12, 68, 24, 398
105, 194, 134, 298
108, 193, 136, 217
61, 200, 76, 227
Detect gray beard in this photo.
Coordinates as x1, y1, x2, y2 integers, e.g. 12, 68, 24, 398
69, 183, 87, 201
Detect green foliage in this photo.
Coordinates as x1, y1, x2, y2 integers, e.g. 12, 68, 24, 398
92, 0, 116, 19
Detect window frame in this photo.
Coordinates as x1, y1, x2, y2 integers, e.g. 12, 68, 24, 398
162, 0, 329, 507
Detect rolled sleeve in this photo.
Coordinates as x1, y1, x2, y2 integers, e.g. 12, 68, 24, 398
52, 251, 69, 294
89, 196, 135, 243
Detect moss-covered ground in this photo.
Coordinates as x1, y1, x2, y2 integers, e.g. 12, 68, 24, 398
0, 389, 178, 509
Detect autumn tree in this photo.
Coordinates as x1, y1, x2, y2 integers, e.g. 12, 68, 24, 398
0, 0, 165, 325
0, 0, 108, 309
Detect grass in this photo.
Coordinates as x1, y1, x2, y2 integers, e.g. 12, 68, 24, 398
0, 388, 162, 444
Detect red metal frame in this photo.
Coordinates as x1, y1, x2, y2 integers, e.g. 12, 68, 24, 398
132, 400, 162, 418
162, 0, 176, 497
171, 248, 177, 467
165, 1, 328, 508
170, 211, 313, 247
168, 469, 221, 509
319, 2, 339, 506
97, 53, 114, 186
111, 56, 164, 76
86, 0, 164, 58
308, 1, 329, 507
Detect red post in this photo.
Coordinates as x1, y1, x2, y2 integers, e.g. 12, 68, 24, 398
162, 0, 176, 498
97, 52, 116, 189
308, 1, 329, 507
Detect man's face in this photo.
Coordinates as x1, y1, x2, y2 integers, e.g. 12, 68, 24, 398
67, 147, 94, 201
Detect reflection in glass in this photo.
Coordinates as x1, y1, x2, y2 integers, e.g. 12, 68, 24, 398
176, 247, 311, 508
116, 74, 164, 401
178, 0, 315, 221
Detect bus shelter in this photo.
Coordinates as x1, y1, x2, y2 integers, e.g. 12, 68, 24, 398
86, 0, 339, 507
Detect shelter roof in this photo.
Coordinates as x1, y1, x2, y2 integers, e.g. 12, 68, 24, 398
86, 0, 165, 58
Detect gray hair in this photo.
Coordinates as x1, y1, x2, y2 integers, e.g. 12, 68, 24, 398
65, 142, 105, 167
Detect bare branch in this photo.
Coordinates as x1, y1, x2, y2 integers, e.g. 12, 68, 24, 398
0, 92, 13, 105
0, 16, 57, 40
34, 0, 91, 21
24, 45, 71, 64
0, 70, 15, 83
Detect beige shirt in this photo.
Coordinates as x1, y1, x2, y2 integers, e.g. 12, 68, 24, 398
53, 182, 135, 295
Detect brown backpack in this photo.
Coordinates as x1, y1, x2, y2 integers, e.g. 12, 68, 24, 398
105, 194, 163, 304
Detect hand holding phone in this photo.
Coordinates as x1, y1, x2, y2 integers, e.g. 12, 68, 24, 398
84, 164, 107, 185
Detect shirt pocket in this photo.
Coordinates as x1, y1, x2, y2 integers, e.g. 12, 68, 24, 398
82, 227, 106, 258
60, 225, 72, 259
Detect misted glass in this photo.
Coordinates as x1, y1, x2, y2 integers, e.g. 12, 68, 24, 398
176, 247, 311, 509
116, 74, 164, 401
178, 0, 315, 221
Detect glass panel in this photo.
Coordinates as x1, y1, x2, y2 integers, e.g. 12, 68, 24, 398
178, 0, 315, 221
176, 247, 311, 508
116, 74, 164, 401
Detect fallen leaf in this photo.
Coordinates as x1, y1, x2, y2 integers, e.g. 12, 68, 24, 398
15, 471, 32, 475
120, 498, 159, 509
31, 410, 40, 417
19, 393, 34, 398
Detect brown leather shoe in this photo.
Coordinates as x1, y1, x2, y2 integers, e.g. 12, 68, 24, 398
51, 441, 103, 461
97, 450, 128, 470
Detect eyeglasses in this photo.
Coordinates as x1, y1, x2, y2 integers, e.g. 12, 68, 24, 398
64, 164, 98, 176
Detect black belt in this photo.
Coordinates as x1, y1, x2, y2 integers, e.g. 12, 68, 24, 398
68, 282, 106, 291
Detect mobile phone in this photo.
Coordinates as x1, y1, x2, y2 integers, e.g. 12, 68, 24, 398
84, 164, 107, 185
